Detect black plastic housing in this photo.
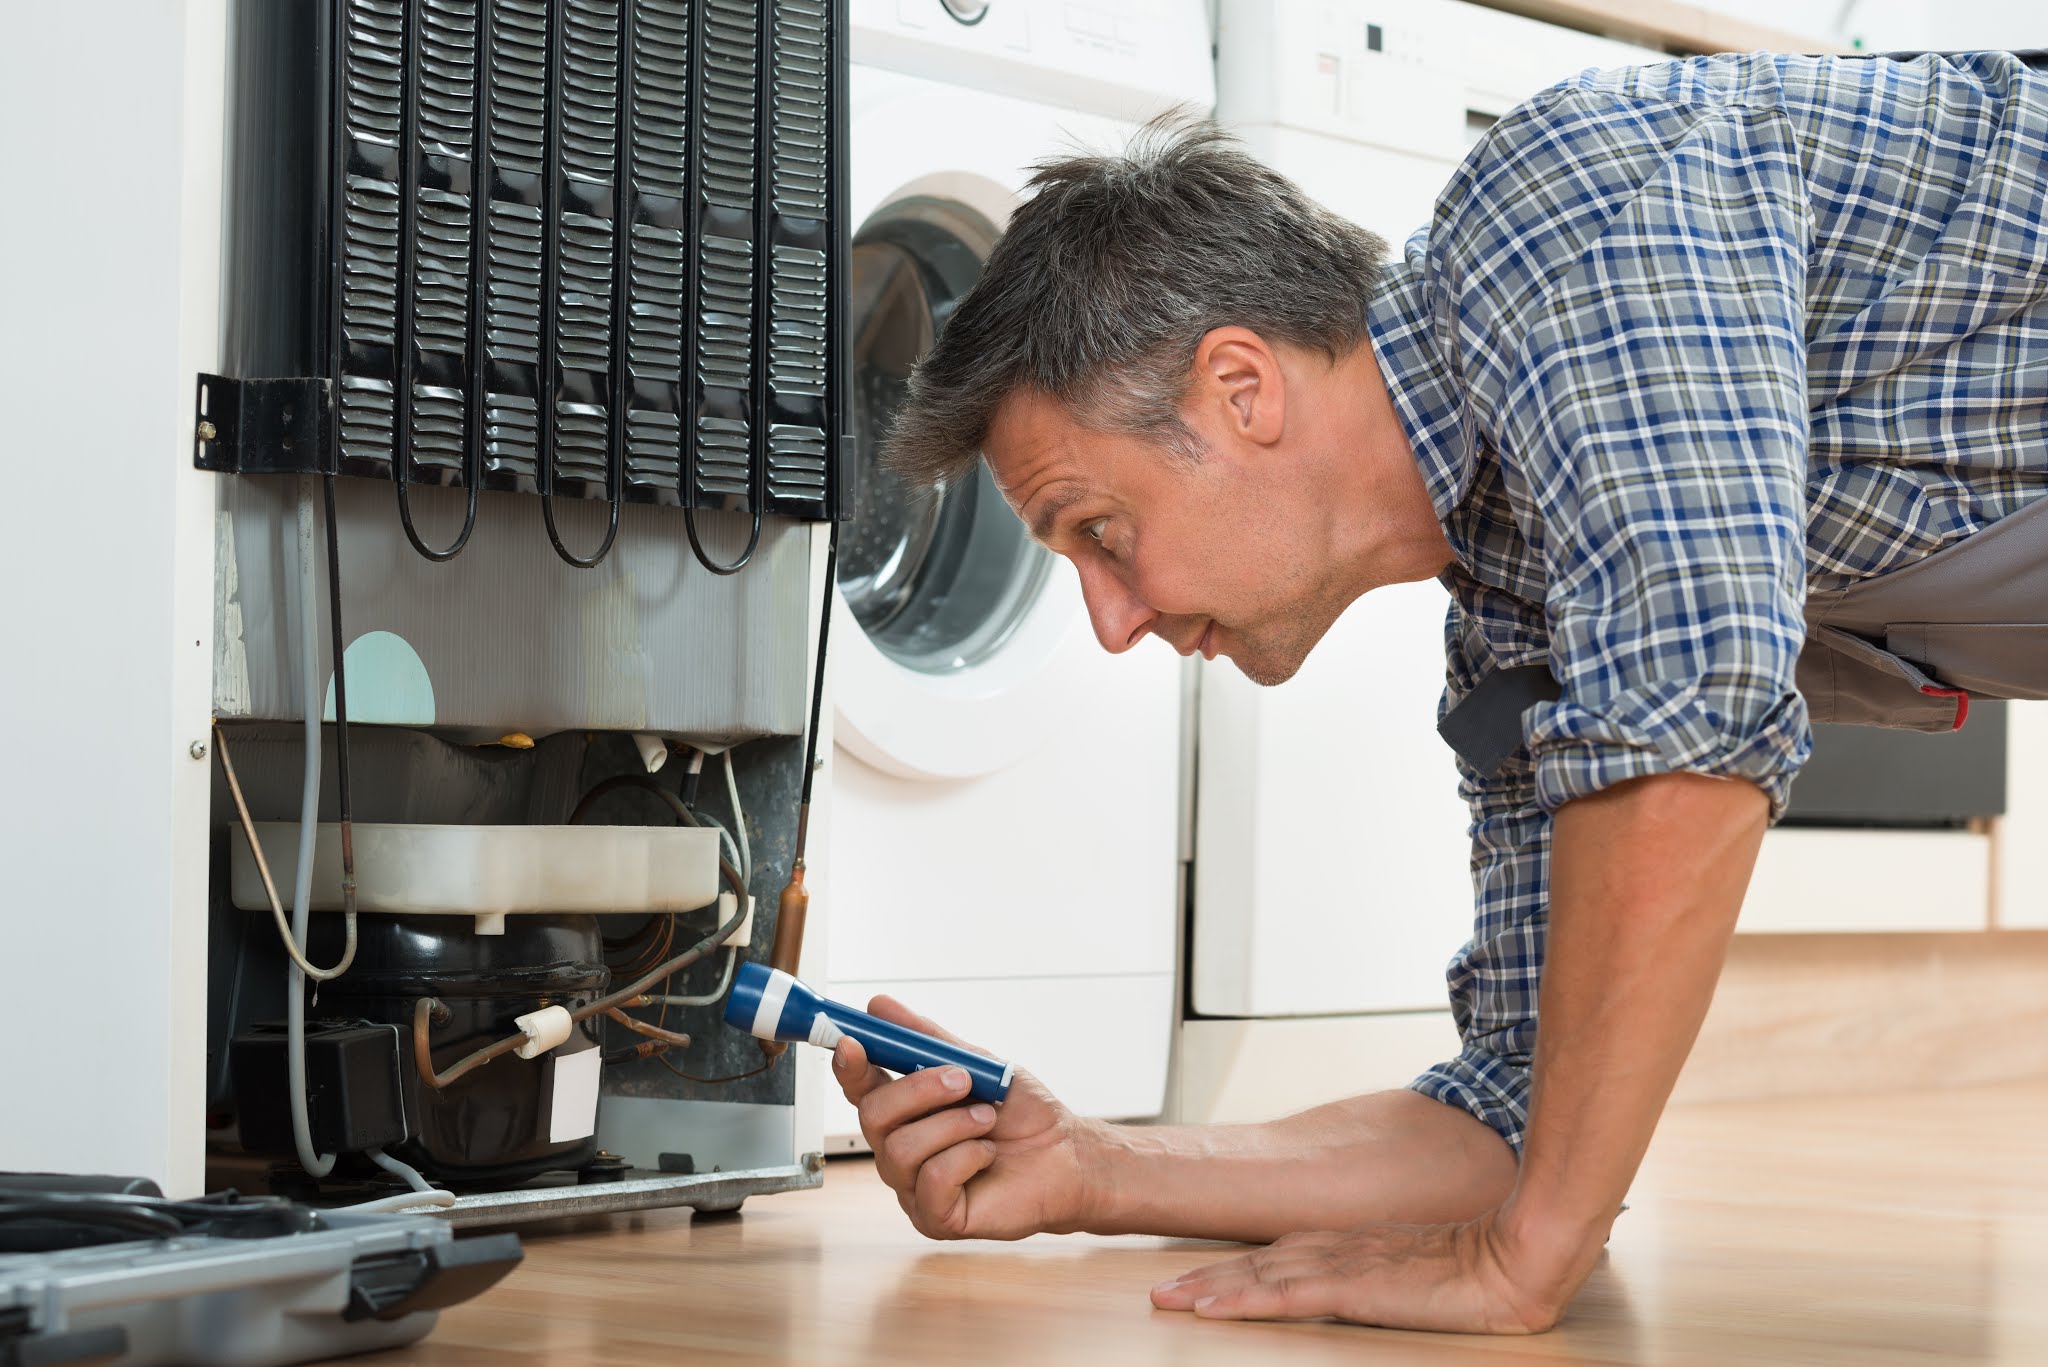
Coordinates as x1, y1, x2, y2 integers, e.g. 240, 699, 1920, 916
232, 1021, 412, 1158
211, 0, 849, 526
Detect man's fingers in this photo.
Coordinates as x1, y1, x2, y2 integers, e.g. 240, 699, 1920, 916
1152, 1243, 1341, 1310
855, 1063, 975, 1146
1152, 1253, 1267, 1309
1191, 1274, 1346, 1322
877, 1103, 999, 1192
911, 1136, 999, 1238
831, 1037, 892, 1105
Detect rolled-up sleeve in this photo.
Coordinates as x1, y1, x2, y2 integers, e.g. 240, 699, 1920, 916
1489, 106, 1817, 816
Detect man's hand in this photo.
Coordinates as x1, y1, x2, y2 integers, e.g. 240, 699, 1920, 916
833, 996, 1101, 1241
1149, 1209, 1572, 1334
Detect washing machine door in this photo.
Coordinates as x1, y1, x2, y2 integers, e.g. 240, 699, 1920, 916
833, 76, 1120, 781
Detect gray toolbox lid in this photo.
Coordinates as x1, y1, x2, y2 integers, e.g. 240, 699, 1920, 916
0, 1204, 519, 1367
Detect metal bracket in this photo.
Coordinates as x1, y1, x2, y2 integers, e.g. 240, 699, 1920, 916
434, 1159, 824, 1229
193, 374, 333, 476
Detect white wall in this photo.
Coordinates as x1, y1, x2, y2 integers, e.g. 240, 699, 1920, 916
1688, 0, 2042, 50
1918, 1, 2045, 48
0, 3, 221, 1194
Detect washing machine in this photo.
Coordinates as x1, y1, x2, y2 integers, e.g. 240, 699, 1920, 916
824, 0, 1215, 1145
1177, 0, 1667, 1125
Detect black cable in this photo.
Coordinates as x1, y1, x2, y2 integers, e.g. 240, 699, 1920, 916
655, 1055, 772, 1086
0, 1202, 183, 1241
798, 523, 837, 818
0, 1190, 316, 1250
322, 475, 359, 916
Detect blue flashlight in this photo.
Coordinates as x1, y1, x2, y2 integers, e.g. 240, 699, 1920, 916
725, 962, 1014, 1104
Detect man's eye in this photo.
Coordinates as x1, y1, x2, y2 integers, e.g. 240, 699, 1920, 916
1083, 520, 1108, 545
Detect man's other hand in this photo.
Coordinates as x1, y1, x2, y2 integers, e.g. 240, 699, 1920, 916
1149, 1209, 1574, 1334
832, 996, 1101, 1241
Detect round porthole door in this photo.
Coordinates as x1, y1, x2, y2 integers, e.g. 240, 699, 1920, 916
832, 80, 1110, 780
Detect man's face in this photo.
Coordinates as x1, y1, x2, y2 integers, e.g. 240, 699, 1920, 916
982, 387, 1357, 687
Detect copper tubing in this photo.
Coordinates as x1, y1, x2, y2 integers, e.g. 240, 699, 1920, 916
603, 1007, 691, 1047
408, 864, 748, 1091
571, 885, 748, 1024
766, 864, 808, 978
411, 996, 524, 1091
756, 866, 811, 1060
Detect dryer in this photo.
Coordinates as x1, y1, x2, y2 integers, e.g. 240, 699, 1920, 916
825, 0, 1214, 1145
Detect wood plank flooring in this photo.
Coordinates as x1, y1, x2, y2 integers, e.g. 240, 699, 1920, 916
373, 1083, 2048, 1365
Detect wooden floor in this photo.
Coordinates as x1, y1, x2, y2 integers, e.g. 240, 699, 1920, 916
374, 1083, 2048, 1366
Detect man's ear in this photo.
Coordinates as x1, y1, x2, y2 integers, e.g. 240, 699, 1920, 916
1191, 327, 1285, 447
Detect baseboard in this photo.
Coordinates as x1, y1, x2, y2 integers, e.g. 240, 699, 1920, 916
1161, 931, 2048, 1125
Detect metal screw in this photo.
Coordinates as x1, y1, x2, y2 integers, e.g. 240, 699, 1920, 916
190, 740, 208, 760
196, 420, 218, 441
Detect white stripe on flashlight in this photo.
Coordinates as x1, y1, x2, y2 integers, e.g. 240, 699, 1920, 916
751, 968, 793, 1040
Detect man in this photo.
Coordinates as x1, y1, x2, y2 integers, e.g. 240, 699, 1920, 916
830, 51, 2048, 1334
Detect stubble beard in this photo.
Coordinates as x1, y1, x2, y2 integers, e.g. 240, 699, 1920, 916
1229, 611, 1328, 687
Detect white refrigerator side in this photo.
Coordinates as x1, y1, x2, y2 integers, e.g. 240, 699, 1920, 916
0, 0, 224, 1195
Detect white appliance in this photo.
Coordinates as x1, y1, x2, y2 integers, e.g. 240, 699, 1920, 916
1180, 0, 1666, 1125
825, 0, 1214, 1145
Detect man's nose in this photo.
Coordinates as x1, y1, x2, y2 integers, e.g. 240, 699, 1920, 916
1077, 562, 1156, 654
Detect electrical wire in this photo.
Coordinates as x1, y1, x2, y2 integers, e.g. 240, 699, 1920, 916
796, 525, 836, 839
214, 724, 356, 984
0, 1201, 184, 1242
0, 1190, 322, 1248
342, 1189, 459, 1214
322, 475, 361, 926
721, 749, 752, 891
655, 1055, 774, 1086
286, 480, 340, 1185
689, 807, 745, 888
358, 1148, 456, 1210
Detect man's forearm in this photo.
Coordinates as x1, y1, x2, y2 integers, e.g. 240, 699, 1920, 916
1070, 1087, 1519, 1243
1499, 770, 1769, 1294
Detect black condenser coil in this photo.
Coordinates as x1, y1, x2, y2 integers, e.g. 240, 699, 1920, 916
204, 0, 847, 564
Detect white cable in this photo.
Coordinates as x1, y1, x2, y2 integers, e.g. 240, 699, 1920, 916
722, 750, 751, 888
363, 1146, 453, 1205
219, 725, 355, 985
287, 480, 338, 1180
689, 809, 743, 884
343, 1189, 459, 1214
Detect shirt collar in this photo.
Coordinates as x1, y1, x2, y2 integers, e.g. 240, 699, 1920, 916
1364, 251, 1475, 521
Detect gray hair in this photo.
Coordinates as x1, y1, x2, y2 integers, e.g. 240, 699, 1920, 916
880, 113, 1390, 488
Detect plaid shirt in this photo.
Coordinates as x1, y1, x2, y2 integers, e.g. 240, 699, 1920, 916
1364, 51, 2048, 1148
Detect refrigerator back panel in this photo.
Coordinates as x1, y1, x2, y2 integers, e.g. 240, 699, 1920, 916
209, 0, 848, 736
215, 0, 845, 529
